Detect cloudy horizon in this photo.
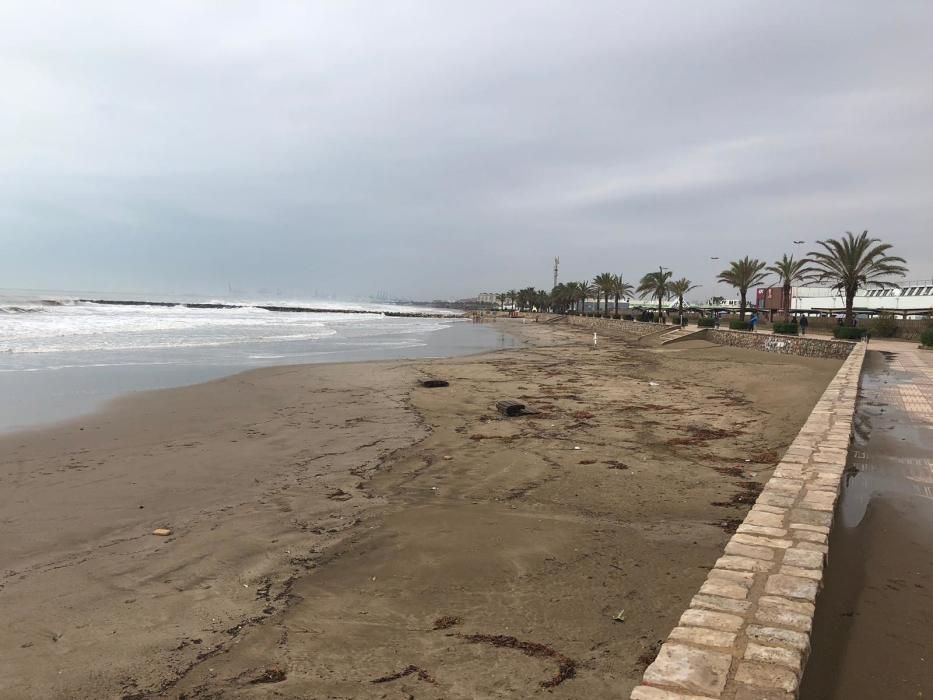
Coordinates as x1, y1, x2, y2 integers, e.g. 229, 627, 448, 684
1, 1, 930, 301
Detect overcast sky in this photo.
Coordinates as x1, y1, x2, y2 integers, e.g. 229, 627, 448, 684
1, 1, 930, 300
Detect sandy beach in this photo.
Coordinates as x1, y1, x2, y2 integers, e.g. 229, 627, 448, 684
0, 320, 843, 699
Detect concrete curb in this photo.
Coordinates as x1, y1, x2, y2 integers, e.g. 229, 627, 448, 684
630, 342, 867, 700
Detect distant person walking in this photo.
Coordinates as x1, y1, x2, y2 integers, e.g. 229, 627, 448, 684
799, 315, 808, 335
749, 312, 759, 332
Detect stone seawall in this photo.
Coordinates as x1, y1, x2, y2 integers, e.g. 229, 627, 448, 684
698, 329, 856, 360
629, 342, 867, 700
566, 316, 669, 339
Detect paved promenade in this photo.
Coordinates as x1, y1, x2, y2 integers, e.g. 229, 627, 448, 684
799, 341, 933, 699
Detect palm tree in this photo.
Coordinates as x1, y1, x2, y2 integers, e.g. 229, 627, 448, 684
766, 254, 809, 321
717, 257, 769, 320
583, 282, 598, 315
593, 272, 616, 315
575, 280, 590, 314
549, 284, 567, 313
802, 231, 908, 325
508, 289, 518, 311
515, 288, 526, 311
611, 275, 634, 316
637, 269, 673, 320
495, 292, 507, 311
669, 278, 700, 323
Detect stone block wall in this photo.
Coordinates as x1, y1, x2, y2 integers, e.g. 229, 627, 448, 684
566, 316, 669, 339
700, 329, 856, 360
629, 342, 866, 699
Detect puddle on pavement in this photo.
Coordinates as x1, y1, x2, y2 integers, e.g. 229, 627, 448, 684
800, 348, 933, 700
838, 352, 933, 528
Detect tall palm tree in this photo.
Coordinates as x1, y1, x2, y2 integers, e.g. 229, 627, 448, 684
717, 257, 769, 320
611, 274, 634, 316
593, 272, 616, 315
508, 289, 518, 311
766, 254, 809, 321
575, 280, 591, 314
802, 231, 907, 325
495, 292, 507, 311
637, 269, 673, 320
669, 278, 700, 322
587, 282, 600, 315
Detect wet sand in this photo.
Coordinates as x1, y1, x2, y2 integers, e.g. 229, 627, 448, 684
0, 320, 843, 699
800, 348, 933, 700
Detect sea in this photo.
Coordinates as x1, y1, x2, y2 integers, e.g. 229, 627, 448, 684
0, 288, 516, 433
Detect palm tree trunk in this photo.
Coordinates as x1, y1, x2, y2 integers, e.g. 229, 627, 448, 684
614, 295, 619, 315
739, 290, 747, 321
845, 288, 855, 326
783, 282, 791, 321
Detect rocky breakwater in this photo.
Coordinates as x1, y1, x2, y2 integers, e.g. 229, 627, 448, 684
629, 342, 866, 700
80, 299, 459, 319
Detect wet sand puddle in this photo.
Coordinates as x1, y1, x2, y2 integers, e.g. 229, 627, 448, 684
800, 345, 933, 699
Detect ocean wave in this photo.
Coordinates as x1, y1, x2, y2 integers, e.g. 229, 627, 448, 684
0, 295, 454, 359
0, 360, 180, 372
0, 305, 46, 314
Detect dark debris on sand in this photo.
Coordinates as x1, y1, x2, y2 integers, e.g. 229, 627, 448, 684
456, 633, 577, 688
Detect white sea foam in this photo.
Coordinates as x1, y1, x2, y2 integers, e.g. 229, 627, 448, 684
0, 290, 458, 362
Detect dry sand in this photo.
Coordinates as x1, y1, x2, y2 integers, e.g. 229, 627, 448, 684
0, 320, 843, 699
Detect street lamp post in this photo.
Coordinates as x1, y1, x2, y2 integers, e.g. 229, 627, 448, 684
791, 240, 806, 318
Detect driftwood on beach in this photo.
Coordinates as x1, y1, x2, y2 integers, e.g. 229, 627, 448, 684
496, 400, 526, 416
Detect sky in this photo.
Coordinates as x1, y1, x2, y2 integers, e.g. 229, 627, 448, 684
1, 1, 931, 301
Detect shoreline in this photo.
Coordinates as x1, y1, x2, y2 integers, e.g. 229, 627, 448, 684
0, 319, 517, 435
0, 320, 844, 698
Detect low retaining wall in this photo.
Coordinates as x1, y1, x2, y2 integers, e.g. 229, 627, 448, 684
630, 342, 866, 700
699, 329, 856, 360
566, 316, 669, 339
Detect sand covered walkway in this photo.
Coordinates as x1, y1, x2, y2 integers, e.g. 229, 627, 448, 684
0, 320, 843, 699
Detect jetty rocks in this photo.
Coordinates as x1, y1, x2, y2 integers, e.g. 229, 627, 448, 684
79, 299, 457, 319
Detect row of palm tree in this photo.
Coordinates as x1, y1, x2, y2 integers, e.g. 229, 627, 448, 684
714, 231, 907, 323
634, 269, 699, 319
493, 231, 907, 326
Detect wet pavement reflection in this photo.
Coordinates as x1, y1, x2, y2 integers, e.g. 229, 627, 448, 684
800, 344, 933, 699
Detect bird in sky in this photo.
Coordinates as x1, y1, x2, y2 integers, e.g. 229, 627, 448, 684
710, 256, 720, 260
793, 240, 806, 244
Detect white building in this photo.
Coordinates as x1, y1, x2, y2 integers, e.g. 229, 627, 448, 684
477, 292, 498, 305
762, 281, 933, 319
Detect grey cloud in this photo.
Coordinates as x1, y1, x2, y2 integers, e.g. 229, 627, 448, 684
1, 1, 931, 299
